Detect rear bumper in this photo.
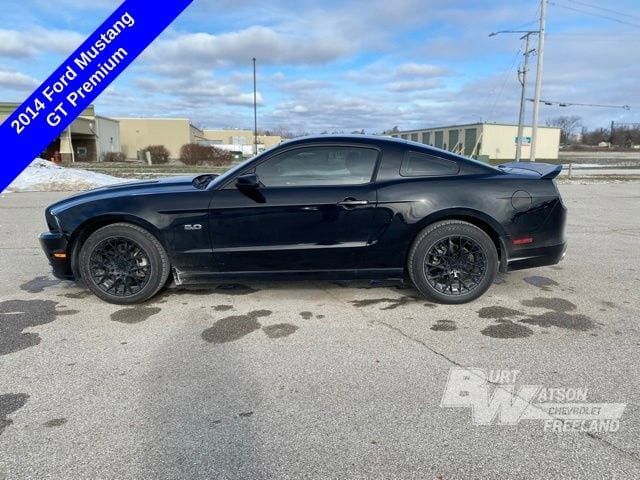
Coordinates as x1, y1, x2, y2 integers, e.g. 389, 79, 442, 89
38, 231, 74, 280
505, 241, 567, 271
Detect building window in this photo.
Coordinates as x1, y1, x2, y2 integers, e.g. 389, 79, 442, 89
401, 134, 408, 140
421, 132, 430, 144
410, 133, 418, 141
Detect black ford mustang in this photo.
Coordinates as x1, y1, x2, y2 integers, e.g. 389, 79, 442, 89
39, 135, 566, 304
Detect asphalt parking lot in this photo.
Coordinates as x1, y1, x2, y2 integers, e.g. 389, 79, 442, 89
1, 183, 639, 479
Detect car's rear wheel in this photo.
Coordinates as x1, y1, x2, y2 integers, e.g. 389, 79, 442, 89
408, 220, 497, 304
78, 223, 170, 304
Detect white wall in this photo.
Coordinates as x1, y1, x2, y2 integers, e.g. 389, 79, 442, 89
95, 116, 121, 160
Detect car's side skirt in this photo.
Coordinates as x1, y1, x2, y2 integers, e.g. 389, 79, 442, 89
173, 267, 405, 285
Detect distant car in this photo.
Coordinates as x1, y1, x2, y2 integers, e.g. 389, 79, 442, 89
39, 135, 566, 304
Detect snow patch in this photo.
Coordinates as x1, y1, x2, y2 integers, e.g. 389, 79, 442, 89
5, 159, 136, 192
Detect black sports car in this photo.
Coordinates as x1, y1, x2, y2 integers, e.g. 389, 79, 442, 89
39, 135, 566, 304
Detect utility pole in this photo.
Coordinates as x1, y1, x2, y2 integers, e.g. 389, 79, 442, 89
252, 57, 258, 156
488, 29, 538, 162
530, 0, 547, 162
610, 120, 615, 146
516, 32, 534, 162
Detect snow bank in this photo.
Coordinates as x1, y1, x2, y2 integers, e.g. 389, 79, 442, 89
5, 159, 135, 192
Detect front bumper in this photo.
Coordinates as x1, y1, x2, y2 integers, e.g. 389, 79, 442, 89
39, 231, 74, 280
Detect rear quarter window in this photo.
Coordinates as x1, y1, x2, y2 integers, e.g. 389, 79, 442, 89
400, 152, 460, 177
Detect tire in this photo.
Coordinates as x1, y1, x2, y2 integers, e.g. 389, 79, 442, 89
408, 220, 498, 304
78, 223, 170, 304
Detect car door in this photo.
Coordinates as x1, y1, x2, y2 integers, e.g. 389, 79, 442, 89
208, 144, 380, 273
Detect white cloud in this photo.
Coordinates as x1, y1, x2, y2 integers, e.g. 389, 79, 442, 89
397, 63, 449, 77
0, 69, 38, 91
0, 28, 83, 58
147, 26, 354, 69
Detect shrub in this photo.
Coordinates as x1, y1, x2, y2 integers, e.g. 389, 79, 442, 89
101, 152, 126, 162
179, 143, 233, 166
145, 145, 170, 164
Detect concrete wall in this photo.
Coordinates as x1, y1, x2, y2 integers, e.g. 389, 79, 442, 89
115, 118, 194, 160
203, 129, 282, 150
94, 116, 121, 160
480, 124, 560, 160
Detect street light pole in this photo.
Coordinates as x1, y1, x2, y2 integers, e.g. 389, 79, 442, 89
516, 32, 534, 162
252, 57, 258, 156
530, 0, 547, 162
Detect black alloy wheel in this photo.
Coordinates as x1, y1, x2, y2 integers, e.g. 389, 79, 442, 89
424, 235, 487, 296
89, 237, 151, 297
408, 220, 498, 304
79, 223, 170, 304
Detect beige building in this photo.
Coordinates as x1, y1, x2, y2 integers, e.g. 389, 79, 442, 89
115, 117, 207, 160
1, 102, 120, 162
389, 122, 561, 161
203, 129, 282, 154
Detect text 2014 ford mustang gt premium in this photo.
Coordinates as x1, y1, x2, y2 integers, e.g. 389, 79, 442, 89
39, 135, 567, 304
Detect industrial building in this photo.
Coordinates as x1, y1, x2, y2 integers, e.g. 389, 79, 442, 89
202, 129, 282, 155
388, 122, 561, 160
0, 102, 120, 162
115, 117, 208, 160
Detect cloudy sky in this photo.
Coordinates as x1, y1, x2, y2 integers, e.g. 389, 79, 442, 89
1, 0, 639, 133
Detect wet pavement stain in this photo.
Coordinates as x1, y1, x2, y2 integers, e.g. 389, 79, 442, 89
201, 310, 272, 344
110, 307, 162, 324
519, 296, 594, 331
316, 314, 325, 319
214, 284, 258, 295
600, 301, 617, 309
263, 323, 299, 338
0, 300, 79, 356
524, 276, 559, 291
520, 311, 595, 331
481, 320, 534, 339
299, 311, 313, 320
351, 296, 418, 310
521, 297, 576, 312
0, 393, 29, 436
431, 320, 457, 332
20, 276, 62, 293
238, 411, 254, 418
213, 305, 233, 312
43, 418, 67, 428
477, 306, 522, 319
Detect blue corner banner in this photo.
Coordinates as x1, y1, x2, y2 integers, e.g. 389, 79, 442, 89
0, 0, 193, 192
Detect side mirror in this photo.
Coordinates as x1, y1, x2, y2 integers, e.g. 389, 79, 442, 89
235, 173, 260, 189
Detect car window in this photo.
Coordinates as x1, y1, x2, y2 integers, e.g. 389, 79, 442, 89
254, 146, 378, 187
400, 152, 460, 177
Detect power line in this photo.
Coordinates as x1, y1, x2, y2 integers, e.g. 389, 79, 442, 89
565, 0, 640, 22
549, 1, 640, 29
527, 98, 631, 110
486, 48, 522, 120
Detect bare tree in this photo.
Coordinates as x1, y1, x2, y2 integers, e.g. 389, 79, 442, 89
545, 116, 582, 144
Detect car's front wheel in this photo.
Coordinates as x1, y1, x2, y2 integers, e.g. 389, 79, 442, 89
78, 223, 170, 304
408, 220, 498, 304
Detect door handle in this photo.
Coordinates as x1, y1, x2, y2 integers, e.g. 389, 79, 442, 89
337, 198, 369, 209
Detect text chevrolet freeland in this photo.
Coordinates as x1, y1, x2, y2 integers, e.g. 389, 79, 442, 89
39, 135, 567, 304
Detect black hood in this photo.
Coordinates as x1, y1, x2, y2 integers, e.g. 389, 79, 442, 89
48, 175, 199, 215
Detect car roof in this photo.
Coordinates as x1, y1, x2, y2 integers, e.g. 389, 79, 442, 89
279, 134, 501, 173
